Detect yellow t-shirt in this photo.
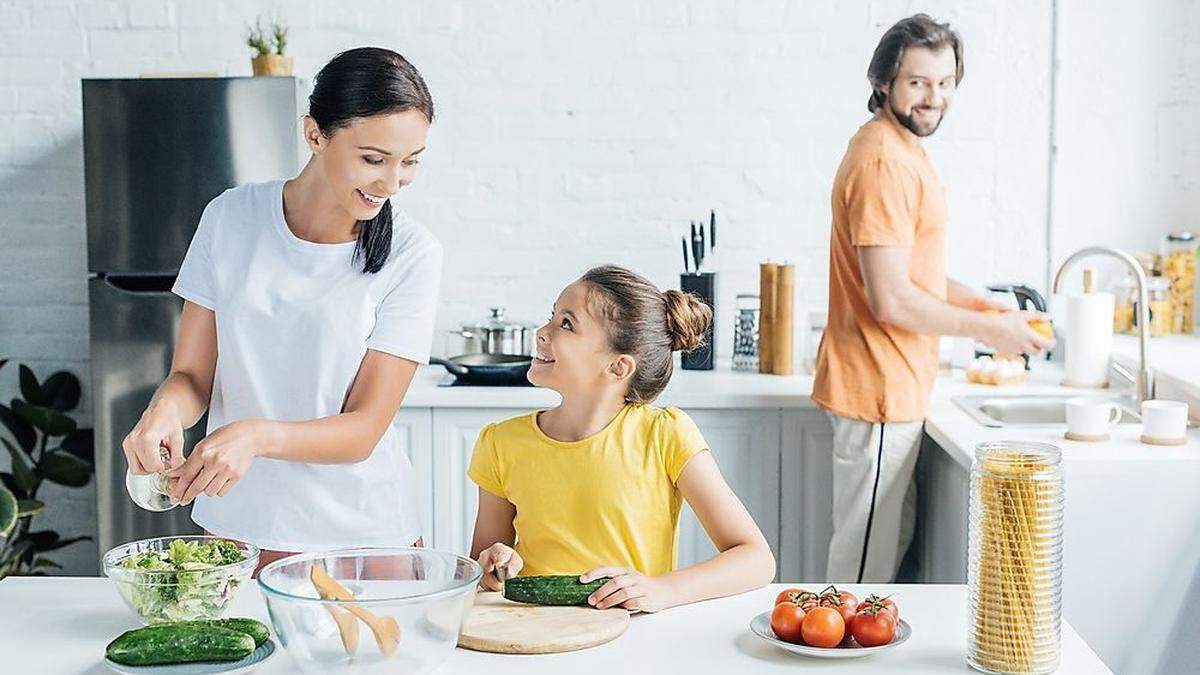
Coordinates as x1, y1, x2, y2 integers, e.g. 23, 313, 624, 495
467, 404, 708, 577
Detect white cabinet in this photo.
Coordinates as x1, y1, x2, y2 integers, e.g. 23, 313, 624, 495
781, 409, 834, 582
392, 409, 433, 545
675, 410, 781, 572
427, 408, 526, 556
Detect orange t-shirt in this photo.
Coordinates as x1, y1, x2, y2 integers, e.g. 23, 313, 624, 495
812, 114, 948, 423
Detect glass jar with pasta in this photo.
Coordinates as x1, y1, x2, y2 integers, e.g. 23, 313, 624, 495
1112, 274, 1136, 334
1162, 231, 1196, 334
967, 441, 1063, 675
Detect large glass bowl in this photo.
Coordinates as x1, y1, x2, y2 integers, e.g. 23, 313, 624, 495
103, 535, 259, 624
258, 548, 481, 674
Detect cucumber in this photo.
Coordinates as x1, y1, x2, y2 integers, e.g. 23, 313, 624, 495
185, 618, 271, 647
503, 575, 611, 606
105, 624, 255, 666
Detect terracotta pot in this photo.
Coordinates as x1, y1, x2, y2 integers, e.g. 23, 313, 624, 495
251, 54, 293, 76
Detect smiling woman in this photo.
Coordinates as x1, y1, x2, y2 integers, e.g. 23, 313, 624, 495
120, 47, 444, 570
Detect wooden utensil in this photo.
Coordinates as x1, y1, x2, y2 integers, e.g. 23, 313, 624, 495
323, 604, 360, 655
310, 564, 401, 656
458, 592, 630, 655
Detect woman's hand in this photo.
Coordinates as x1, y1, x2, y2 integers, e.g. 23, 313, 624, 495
122, 399, 186, 475
477, 542, 523, 591
581, 567, 677, 613
167, 419, 279, 504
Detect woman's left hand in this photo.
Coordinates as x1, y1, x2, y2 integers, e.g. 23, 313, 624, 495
168, 420, 278, 504
580, 566, 676, 613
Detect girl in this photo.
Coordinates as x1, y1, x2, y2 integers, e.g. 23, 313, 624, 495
468, 266, 776, 612
121, 47, 442, 572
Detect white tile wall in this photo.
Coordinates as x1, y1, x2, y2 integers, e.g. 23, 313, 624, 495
0, 1, 1193, 575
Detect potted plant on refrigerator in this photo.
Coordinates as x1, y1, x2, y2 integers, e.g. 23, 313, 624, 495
0, 360, 95, 578
246, 17, 292, 76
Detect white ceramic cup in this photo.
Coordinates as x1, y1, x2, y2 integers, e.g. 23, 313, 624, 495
1065, 397, 1121, 436
1140, 400, 1189, 441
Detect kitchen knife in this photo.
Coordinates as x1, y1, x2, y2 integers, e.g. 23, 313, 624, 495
691, 221, 702, 273
682, 236, 690, 273
710, 210, 717, 249
699, 223, 706, 269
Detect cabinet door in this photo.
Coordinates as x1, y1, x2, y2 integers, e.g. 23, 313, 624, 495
429, 408, 526, 555
675, 410, 782, 578
780, 409, 834, 583
392, 409, 433, 545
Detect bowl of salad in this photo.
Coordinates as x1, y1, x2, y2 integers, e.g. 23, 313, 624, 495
103, 535, 260, 625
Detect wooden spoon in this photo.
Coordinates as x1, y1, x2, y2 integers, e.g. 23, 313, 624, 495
310, 564, 401, 656
322, 604, 360, 655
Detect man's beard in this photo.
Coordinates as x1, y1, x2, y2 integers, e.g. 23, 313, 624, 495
891, 99, 945, 137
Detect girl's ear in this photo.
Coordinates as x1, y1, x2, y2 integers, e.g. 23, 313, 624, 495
607, 354, 637, 384
302, 116, 325, 154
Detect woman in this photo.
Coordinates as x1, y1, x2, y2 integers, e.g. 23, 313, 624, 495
121, 47, 442, 572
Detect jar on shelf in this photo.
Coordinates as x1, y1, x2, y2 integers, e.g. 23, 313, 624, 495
967, 441, 1063, 675
1112, 275, 1136, 334
1162, 231, 1196, 334
1146, 276, 1172, 337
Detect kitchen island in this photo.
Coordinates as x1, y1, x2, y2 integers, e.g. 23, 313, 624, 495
0, 577, 1111, 674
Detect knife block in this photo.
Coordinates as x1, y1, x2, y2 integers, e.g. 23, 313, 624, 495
680, 273, 716, 370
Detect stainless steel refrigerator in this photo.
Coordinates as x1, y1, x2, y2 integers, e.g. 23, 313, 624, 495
85, 77, 306, 555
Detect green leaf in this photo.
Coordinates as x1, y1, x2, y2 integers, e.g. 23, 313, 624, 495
32, 557, 62, 570
11, 402, 76, 437
0, 403, 36, 452
29, 531, 89, 553
0, 472, 24, 500
7, 539, 33, 566
60, 429, 94, 462
0, 486, 16, 537
40, 371, 81, 412
1, 438, 36, 494
16, 499, 43, 517
18, 365, 44, 406
40, 452, 92, 487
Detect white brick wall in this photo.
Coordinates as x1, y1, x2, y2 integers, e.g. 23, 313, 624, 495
0, 1, 1193, 575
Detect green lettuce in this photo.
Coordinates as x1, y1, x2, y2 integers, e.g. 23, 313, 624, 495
116, 539, 247, 623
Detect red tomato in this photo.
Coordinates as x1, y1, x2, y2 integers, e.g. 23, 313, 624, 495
801, 606, 845, 648
850, 609, 897, 647
861, 594, 899, 620
818, 586, 858, 625
770, 602, 806, 644
774, 587, 812, 607
820, 585, 859, 609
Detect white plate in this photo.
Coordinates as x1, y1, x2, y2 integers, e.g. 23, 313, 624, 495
104, 639, 275, 674
749, 611, 911, 659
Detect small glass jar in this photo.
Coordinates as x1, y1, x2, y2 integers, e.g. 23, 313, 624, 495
1161, 231, 1196, 334
968, 441, 1063, 675
1111, 275, 1136, 334
1146, 276, 1172, 337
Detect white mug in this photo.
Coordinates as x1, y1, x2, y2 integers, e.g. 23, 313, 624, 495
1141, 400, 1189, 442
1065, 398, 1121, 437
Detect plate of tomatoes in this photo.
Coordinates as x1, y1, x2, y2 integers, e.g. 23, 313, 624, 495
750, 586, 910, 659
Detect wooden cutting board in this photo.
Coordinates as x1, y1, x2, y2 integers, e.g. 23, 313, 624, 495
458, 592, 631, 654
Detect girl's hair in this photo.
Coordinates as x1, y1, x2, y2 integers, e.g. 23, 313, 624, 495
580, 265, 713, 404
308, 47, 434, 273
867, 13, 963, 113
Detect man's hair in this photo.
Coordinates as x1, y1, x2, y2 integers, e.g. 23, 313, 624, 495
867, 14, 964, 113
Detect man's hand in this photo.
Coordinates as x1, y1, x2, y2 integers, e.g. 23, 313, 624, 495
981, 310, 1056, 356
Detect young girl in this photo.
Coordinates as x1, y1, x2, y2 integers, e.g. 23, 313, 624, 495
468, 266, 776, 612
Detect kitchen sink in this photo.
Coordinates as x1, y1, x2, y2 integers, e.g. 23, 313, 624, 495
953, 394, 1141, 428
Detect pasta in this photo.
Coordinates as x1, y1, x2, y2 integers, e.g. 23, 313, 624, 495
968, 444, 1063, 674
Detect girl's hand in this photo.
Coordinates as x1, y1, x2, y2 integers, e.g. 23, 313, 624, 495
167, 420, 278, 504
581, 566, 677, 613
122, 399, 186, 475
477, 542, 523, 591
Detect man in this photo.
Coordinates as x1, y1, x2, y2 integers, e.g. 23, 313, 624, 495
812, 14, 1054, 583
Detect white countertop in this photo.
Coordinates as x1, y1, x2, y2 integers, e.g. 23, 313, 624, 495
0, 578, 1111, 674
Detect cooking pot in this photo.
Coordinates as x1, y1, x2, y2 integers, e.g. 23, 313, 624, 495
448, 307, 535, 356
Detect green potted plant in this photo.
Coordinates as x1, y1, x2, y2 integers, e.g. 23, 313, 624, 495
0, 359, 95, 578
246, 17, 292, 76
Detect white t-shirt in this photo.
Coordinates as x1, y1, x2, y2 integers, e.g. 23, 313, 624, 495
172, 180, 442, 551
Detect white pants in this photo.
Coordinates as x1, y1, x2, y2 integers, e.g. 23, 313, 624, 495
825, 413, 923, 583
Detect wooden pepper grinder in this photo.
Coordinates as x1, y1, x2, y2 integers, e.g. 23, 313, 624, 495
759, 263, 777, 373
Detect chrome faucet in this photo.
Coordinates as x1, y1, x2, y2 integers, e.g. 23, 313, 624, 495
1051, 246, 1154, 404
